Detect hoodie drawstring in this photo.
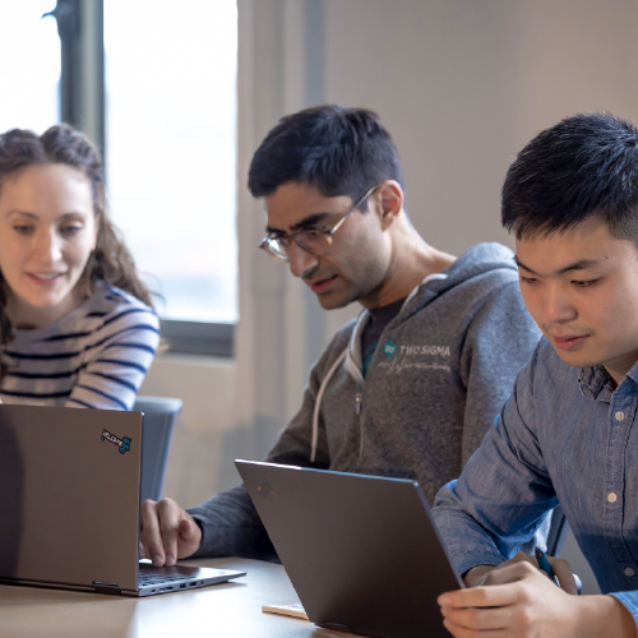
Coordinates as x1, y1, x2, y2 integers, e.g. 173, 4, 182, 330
310, 347, 347, 463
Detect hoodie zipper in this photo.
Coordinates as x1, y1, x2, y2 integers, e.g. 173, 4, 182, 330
355, 392, 362, 415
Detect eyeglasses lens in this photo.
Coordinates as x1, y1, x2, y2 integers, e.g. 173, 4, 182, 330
296, 229, 331, 255
265, 237, 290, 261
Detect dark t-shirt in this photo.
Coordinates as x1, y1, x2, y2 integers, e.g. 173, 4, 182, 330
360, 297, 407, 377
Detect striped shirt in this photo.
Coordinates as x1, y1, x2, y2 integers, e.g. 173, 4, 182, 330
0, 282, 160, 410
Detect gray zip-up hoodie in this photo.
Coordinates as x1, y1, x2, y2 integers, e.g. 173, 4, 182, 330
189, 242, 541, 559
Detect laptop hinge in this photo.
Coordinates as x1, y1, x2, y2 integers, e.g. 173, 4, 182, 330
321, 622, 352, 633
93, 581, 122, 595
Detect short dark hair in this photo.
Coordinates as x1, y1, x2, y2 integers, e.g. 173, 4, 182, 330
248, 105, 406, 207
502, 112, 638, 242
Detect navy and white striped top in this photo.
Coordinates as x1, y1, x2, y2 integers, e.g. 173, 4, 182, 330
0, 282, 160, 410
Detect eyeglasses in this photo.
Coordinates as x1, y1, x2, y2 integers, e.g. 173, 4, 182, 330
259, 185, 378, 263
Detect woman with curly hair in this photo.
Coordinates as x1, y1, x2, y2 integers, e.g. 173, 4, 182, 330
0, 124, 159, 410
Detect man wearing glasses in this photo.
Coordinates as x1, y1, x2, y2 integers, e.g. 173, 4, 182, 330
139, 105, 541, 566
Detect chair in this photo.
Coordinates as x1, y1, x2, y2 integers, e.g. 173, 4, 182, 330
546, 505, 569, 557
133, 396, 183, 503
546, 506, 584, 594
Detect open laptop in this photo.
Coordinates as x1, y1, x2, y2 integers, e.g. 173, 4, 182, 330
236, 460, 463, 638
0, 404, 245, 596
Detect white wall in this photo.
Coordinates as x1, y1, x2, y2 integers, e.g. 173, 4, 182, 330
140, 0, 638, 508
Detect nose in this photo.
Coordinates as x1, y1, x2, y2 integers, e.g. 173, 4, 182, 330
288, 241, 319, 279
33, 227, 63, 266
542, 282, 577, 324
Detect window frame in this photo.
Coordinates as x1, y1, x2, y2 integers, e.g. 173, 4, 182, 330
51, 0, 235, 357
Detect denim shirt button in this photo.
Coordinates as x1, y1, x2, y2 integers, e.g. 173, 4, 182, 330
608, 493, 618, 503
615, 411, 625, 421
625, 567, 635, 577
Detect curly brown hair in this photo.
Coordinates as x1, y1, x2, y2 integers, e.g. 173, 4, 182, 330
0, 123, 154, 377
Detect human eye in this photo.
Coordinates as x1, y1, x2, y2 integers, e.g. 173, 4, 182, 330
13, 224, 34, 236
572, 278, 599, 288
59, 223, 83, 237
519, 275, 538, 285
302, 228, 325, 239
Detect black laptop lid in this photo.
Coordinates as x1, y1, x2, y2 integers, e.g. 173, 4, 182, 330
0, 405, 142, 591
236, 460, 462, 638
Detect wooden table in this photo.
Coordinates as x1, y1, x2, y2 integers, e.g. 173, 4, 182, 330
0, 557, 364, 637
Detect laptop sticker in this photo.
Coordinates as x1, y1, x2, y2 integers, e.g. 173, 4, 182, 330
101, 429, 132, 454
257, 480, 277, 499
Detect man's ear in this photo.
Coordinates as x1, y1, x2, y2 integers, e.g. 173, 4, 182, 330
376, 180, 404, 231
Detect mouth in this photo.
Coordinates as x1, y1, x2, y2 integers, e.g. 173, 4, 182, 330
550, 333, 590, 351
307, 275, 338, 294
27, 272, 67, 286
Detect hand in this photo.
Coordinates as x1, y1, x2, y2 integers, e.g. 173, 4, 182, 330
139, 498, 202, 566
465, 550, 578, 593
439, 560, 636, 637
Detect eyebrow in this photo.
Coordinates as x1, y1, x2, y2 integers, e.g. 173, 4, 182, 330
514, 256, 601, 276
6, 210, 87, 221
266, 212, 332, 235
6, 210, 37, 220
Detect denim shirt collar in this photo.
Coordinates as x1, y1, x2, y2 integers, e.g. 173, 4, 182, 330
579, 359, 638, 402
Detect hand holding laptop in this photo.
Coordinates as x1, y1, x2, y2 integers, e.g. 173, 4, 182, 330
140, 498, 202, 566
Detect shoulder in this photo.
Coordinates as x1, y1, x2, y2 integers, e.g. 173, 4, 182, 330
526, 337, 576, 388
87, 283, 160, 333
507, 337, 577, 417
74, 283, 160, 356
460, 242, 519, 288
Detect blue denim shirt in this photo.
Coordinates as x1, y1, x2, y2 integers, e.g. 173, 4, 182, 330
432, 337, 638, 625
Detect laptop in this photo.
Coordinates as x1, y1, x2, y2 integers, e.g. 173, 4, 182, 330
236, 460, 463, 638
0, 404, 245, 596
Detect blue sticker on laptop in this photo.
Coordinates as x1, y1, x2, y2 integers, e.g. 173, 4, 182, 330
101, 429, 132, 454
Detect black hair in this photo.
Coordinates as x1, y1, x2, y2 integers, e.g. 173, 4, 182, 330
248, 105, 406, 207
502, 112, 638, 242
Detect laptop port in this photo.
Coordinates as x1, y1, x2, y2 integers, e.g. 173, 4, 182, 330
180, 584, 186, 589
159, 587, 173, 592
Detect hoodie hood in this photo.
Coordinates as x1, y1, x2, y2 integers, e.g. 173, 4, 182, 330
402, 242, 517, 319
344, 242, 518, 386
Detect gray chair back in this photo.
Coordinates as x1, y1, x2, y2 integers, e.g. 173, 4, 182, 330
133, 396, 183, 503
547, 505, 569, 557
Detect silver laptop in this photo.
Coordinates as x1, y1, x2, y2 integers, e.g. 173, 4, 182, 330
237, 460, 463, 638
0, 404, 245, 596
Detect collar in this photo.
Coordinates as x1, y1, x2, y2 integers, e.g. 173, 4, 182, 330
578, 366, 613, 402
578, 359, 638, 402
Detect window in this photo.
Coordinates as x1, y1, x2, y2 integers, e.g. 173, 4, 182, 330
0, 1, 60, 133
104, 0, 238, 342
13, 0, 239, 356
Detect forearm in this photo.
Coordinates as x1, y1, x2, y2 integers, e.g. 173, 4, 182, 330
432, 481, 506, 575
188, 485, 277, 560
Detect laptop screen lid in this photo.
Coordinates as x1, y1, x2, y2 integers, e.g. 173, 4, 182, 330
0, 404, 142, 592
236, 460, 463, 638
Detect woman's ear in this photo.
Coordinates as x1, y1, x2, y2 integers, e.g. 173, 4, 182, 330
377, 180, 404, 231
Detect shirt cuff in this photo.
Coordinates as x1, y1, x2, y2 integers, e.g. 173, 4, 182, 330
609, 592, 638, 632
450, 549, 504, 579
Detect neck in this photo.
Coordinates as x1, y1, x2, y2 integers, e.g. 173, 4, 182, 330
604, 348, 638, 389
359, 214, 456, 310
5, 289, 85, 330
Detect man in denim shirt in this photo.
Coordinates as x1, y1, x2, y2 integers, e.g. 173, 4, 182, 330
433, 113, 638, 637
